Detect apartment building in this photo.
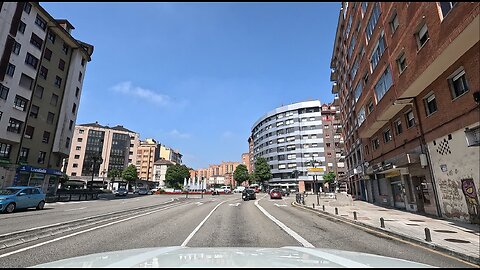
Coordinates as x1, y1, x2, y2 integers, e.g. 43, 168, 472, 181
250, 100, 326, 193
136, 138, 160, 181
331, 2, 479, 222
153, 158, 174, 188
65, 123, 139, 187
0, 2, 93, 193
241, 152, 251, 173
192, 161, 241, 187
247, 136, 254, 173
159, 144, 182, 165
321, 102, 347, 191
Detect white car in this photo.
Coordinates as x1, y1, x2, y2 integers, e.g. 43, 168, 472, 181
221, 186, 232, 193
233, 186, 246, 193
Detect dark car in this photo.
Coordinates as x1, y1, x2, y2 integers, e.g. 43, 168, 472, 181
242, 189, 256, 201
270, 189, 282, 199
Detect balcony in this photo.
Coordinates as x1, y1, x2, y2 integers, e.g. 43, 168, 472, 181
330, 69, 338, 82
331, 82, 339, 94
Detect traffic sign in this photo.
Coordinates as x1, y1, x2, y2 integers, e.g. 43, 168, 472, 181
308, 167, 324, 172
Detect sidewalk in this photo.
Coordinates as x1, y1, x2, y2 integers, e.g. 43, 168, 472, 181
296, 194, 480, 265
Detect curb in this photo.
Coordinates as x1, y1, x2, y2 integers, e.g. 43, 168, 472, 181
292, 202, 480, 266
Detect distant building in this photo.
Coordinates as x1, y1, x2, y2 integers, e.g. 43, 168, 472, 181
136, 138, 160, 181
241, 152, 251, 173
191, 161, 241, 187
153, 158, 175, 188
159, 145, 182, 165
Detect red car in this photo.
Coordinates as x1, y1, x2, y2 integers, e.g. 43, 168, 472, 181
270, 189, 282, 199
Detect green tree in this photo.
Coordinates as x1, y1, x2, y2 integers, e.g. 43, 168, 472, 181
323, 171, 336, 183
108, 169, 122, 180
254, 157, 271, 189
59, 173, 69, 188
122, 164, 138, 189
233, 164, 249, 187
165, 164, 190, 189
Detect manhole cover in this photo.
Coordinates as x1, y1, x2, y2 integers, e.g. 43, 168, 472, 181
406, 224, 420, 226
409, 220, 426, 222
433, 230, 457, 234
444, 239, 470, 243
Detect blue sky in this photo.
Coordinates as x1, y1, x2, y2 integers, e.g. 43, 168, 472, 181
41, 2, 340, 169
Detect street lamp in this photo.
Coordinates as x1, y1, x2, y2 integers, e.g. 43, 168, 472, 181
89, 155, 103, 190
308, 158, 322, 205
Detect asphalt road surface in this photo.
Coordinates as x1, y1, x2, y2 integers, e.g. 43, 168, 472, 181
0, 193, 475, 268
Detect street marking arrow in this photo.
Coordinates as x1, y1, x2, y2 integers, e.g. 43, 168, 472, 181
274, 203, 287, 207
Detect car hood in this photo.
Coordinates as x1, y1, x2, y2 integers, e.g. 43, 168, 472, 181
31, 246, 435, 268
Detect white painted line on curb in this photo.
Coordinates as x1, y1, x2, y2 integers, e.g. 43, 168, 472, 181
181, 201, 225, 247
0, 202, 193, 259
255, 199, 315, 248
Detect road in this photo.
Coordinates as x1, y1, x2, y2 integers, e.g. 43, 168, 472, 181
0, 193, 475, 268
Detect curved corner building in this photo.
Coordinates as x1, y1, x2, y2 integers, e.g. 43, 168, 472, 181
251, 100, 326, 192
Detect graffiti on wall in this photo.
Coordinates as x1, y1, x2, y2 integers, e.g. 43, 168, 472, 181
461, 178, 480, 224
438, 178, 467, 220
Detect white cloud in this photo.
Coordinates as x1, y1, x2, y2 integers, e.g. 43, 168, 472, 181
169, 129, 191, 139
111, 81, 172, 106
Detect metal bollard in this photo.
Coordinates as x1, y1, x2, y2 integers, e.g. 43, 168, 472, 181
313, 203, 315, 208
322, 205, 325, 211
425, 228, 432, 242
353, 211, 357, 220
380, 217, 385, 228
335, 207, 338, 215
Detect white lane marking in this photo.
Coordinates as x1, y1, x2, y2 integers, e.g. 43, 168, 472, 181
228, 203, 241, 207
254, 199, 314, 248
274, 203, 287, 207
63, 207, 86, 212
181, 201, 226, 247
195, 202, 204, 206
0, 202, 192, 259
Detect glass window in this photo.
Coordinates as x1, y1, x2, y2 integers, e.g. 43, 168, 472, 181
14, 95, 28, 111
48, 31, 56, 44
30, 33, 43, 50
7, 118, 23, 133
38, 151, 46, 164
395, 119, 403, 135
18, 21, 26, 34
357, 107, 366, 126
0, 143, 12, 158
406, 110, 415, 128
449, 68, 469, 98
370, 33, 386, 72
55, 76, 62, 88
416, 23, 429, 48
440, 2, 457, 18
35, 85, 44, 98
30, 105, 39, 118
58, 59, 65, 71
50, 94, 59, 106
390, 12, 399, 33
424, 93, 437, 116
35, 15, 47, 31
383, 129, 392, 143
19, 148, 29, 162
374, 67, 393, 102
24, 125, 34, 139
397, 52, 407, 73
23, 3, 32, 14
47, 112, 55, 124
0, 84, 9, 100
19, 73, 34, 90
12, 41, 21, 55
6, 63, 15, 77
366, 3, 381, 41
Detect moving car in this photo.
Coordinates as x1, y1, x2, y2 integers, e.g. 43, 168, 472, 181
249, 184, 260, 193
221, 186, 232, 194
233, 186, 245, 193
270, 189, 282, 199
114, 188, 128, 197
242, 188, 256, 201
0, 186, 46, 214
137, 188, 150, 195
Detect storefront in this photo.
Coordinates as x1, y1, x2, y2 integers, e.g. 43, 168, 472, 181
13, 165, 62, 194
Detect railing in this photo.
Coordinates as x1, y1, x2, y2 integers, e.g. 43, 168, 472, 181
46, 189, 104, 203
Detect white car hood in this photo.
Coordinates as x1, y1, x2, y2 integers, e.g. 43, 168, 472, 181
31, 246, 435, 268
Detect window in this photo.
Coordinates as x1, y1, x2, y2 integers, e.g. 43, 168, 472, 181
351, 56, 359, 80
75, 87, 80, 97
69, 120, 74, 130
72, 103, 77, 114
30, 105, 39, 118
79, 129, 84, 134
374, 67, 393, 102
394, 119, 403, 135
62, 43, 69, 54
24, 125, 34, 139
34, 85, 44, 98
35, 15, 47, 31
40, 66, 48, 80
77, 137, 83, 142
43, 48, 53, 61
396, 52, 407, 73
370, 33, 386, 72
30, 33, 43, 50
286, 145, 295, 151
78, 72, 82, 82
406, 110, 415, 128
366, 3, 381, 41
424, 93, 437, 116
287, 154, 296, 160
383, 129, 392, 143
285, 119, 294, 125
7, 118, 22, 133
416, 23, 429, 49
286, 136, 295, 142
23, 2, 32, 14
0, 84, 9, 100
357, 107, 366, 126
76, 146, 81, 150
47, 112, 55, 124
288, 163, 297, 168
50, 94, 59, 106
278, 164, 286, 169
449, 67, 469, 99
14, 95, 28, 111
73, 163, 78, 168
81, 58, 86, 66
372, 138, 380, 150
361, 2, 368, 15
0, 143, 12, 158
12, 41, 21, 55
42, 131, 50, 143
58, 59, 65, 71
18, 21, 26, 34
440, 2, 457, 18
390, 12, 399, 33
354, 82, 363, 102
55, 76, 62, 88
47, 31, 56, 44
71, 172, 77, 176
6, 63, 15, 77
38, 151, 46, 164
66, 137, 71, 148
19, 73, 34, 90
19, 148, 29, 162
276, 121, 284, 127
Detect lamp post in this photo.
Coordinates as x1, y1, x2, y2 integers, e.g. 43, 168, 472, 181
308, 158, 321, 205
89, 155, 103, 190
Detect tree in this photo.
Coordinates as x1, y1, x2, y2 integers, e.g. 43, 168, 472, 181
122, 164, 138, 190
233, 164, 249, 187
59, 173, 69, 189
108, 169, 122, 180
323, 172, 336, 183
254, 157, 271, 189
165, 164, 190, 189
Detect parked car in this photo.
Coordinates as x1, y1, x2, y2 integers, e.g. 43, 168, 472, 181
114, 188, 128, 197
249, 184, 260, 193
0, 186, 46, 214
233, 186, 245, 193
221, 186, 232, 194
137, 188, 150, 195
242, 189, 256, 201
270, 189, 282, 199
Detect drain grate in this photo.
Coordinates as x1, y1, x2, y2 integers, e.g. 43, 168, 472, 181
433, 230, 457, 234
406, 223, 420, 226
409, 220, 426, 222
444, 239, 470, 243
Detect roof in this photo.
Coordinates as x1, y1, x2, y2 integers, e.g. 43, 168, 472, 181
111, 125, 136, 133
154, 159, 175, 166
78, 123, 137, 134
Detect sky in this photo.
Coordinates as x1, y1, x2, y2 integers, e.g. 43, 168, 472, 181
40, 2, 341, 169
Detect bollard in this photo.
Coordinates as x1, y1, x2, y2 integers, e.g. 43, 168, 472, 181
335, 207, 338, 215
69, 194, 72, 201
425, 228, 432, 242
380, 217, 385, 228
313, 203, 315, 209
353, 211, 357, 220
322, 205, 325, 211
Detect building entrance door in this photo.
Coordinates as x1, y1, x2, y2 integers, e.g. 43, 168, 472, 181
391, 180, 406, 209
